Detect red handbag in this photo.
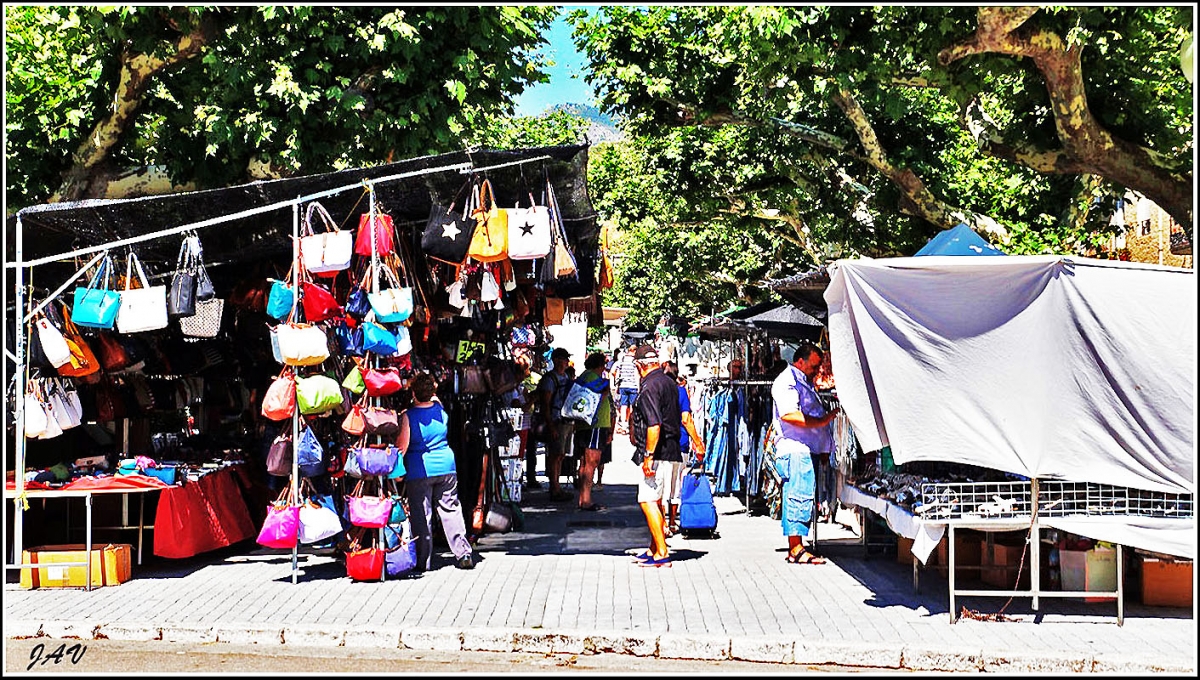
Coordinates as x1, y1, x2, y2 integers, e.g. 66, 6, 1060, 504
301, 280, 342, 323
363, 367, 403, 397
344, 528, 384, 581
355, 212, 395, 257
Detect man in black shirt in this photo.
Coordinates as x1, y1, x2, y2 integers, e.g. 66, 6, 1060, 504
628, 344, 681, 567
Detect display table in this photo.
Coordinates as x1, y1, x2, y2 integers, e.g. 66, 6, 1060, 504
153, 465, 256, 559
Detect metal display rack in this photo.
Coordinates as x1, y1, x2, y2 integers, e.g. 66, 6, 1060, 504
917, 479, 1194, 625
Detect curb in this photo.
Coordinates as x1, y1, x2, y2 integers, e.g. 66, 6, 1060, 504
4, 620, 1196, 673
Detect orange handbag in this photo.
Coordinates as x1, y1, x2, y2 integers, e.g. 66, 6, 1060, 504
468, 179, 509, 263
55, 303, 102, 382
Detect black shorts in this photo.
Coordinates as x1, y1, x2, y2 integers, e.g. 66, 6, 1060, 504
572, 427, 613, 464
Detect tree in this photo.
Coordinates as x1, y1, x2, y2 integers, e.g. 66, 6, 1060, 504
572, 6, 1193, 257
5, 6, 558, 209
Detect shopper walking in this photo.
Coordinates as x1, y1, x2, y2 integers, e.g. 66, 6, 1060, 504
614, 347, 640, 434
628, 345, 681, 568
771, 341, 838, 565
536, 347, 575, 502
572, 352, 613, 511
396, 373, 475, 571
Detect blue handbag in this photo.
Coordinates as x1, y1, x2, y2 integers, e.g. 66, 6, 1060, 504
335, 323, 365, 357
297, 426, 325, 477
384, 526, 417, 576
266, 279, 295, 320
362, 322, 398, 355
387, 451, 407, 479
72, 257, 121, 329
346, 286, 372, 318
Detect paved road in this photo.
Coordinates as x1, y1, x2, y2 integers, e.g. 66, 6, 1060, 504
4, 437, 1196, 673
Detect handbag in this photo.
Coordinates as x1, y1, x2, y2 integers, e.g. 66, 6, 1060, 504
363, 366, 403, 397
510, 326, 536, 347
167, 238, 198, 318
387, 450, 407, 479
266, 278, 295, 321
23, 383, 50, 439
295, 374, 342, 415
394, 325, 413, 356
179, 297, 225, 338
362, 321, 398, 356
334, 322, 365, 358
298, 495, 344, 544
277, 323, 330, 366
95, 332, 129, 372
71, 256, 122, 329
342, 403, 367, 436
266, 431, 293, 476
301, 201, 354, 275
467, 179, 509, 263
55, 305, 102, 381
35, 317, 72, 368
300, 280, 342, 323
543, 297, 566, 326
116, 251, 169, 333
560, 378, 604, 425
487, 360, 521, 395
363, 407, 400, 436
367, 264, 413, 324
355, 444, 400, 477
341, 365, 366, 394
256, 485, 300, 549
345, 528, 385, 581
355, 209, 395, 257
422, 179, 476, 264
460, 365, 489, 395
45, 379, 82, 431
506, 192, 553, 260
296, 425, 325, 477
346, 480, 393, 527
484, 501, 514, 533
384, 525, 418, 576
261, 370, 296, 421
345, 285, 372, 318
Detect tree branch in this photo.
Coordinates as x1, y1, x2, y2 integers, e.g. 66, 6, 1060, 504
961, 97, 1086, 173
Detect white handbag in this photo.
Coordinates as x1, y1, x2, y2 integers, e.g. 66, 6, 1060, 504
506, 194, 552, 260
301, 201, 353, 274
179, 298, 225, 338
298, 502, 343, 544
367, 262, 413, 323
60, 380, 84, 425
560, 380, 603, 425
117, 251, 169, 333
36, 317, 72, 368
23, 387, 49, 439
277, 322, 330, 366
46, 379, 81, 430
394, 325, 413, 356
480, 269, 500, 302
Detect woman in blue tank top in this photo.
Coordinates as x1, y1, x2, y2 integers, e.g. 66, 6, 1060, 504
396, 373, 474, 571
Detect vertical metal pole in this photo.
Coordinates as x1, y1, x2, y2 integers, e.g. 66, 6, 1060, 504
1116, 543, 1125, 626
12, 216, 26, 572
138, 494, 145, 566
1031, 478, 1040, 612
366, 183, 386, 580
291, 200, 301, 585
85, 493, 93, 592
948, 523, 957, 624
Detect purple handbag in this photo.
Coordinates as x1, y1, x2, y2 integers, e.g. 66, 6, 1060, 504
355, 444, 400, 477
346, 480, 393, 528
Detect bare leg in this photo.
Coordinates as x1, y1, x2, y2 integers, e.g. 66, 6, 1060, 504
641, 501, 669, 559
578, 447, 600, 507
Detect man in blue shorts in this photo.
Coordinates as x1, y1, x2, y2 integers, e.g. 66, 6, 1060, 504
614, 347, 640, 433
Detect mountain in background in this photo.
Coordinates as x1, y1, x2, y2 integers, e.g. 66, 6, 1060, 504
548, 102, 623, 143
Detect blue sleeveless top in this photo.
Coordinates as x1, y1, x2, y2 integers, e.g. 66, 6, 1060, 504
403, 402, 456, 480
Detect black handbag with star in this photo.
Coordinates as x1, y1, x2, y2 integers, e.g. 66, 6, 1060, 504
422, 179, 477, 265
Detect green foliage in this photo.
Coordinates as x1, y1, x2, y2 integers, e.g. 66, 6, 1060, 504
465, 110, 588, 150
5, 6, 558, 207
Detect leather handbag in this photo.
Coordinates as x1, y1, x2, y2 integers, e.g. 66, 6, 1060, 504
295, 374, 342, 415
266, 278, 295, 320
301, 201, 353, 275
460, 365, 489, 394
422, 179, 476, 265
167, 238, 198, 318
547, 180, 577, 278
363, 366, 403, 397
277, 323, 330, 366
342, 404, 366, 436
506, 193, 552, 260
256, 485, 300, 549
35, 316, 72, 368
367, 263, 413, 324
355, 444, 400, 477
355, 209, 395, 257
55, 305, 102, 381
116, 251, 169, 333
266, 431, 293, 476
362, 321, 398, 355
467, 179, 509, 263
179, 297, 225, 338
72, 256, 122, 329
296, 425, 325, 477
341, 365, 366, 394
346, 480, 393, 527
261, 370, 296, 421
363, 407, 400, 436
301, 280, 342, 323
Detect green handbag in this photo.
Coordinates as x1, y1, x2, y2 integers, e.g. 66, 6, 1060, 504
341, 365, 366, 395
296, 374, 343, 415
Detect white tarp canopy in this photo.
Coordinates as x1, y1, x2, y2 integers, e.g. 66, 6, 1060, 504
825, 255, 1195, 557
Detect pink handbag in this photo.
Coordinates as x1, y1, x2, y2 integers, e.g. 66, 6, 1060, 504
261, 370, 296, 421
256, 485, 300, 549
345, 479, 393, 528
363, 366, 403, 397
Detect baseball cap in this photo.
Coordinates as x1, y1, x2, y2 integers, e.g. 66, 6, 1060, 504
551, 347, 571, 361
632, 344, 660, 362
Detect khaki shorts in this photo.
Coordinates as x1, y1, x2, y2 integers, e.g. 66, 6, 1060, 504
637, 464, 663, 504
657, 461, 685, 505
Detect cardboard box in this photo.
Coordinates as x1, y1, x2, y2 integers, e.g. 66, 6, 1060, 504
20, 544, 132, 589
981, 539, 1031, 589
1141, 558, 1193, 608
1060, 548, 1117, 601
896, 536, 916, 565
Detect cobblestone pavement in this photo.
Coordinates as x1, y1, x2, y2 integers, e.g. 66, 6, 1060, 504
4, 438, 1196, 673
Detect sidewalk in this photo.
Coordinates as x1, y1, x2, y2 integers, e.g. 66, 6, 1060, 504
4, 438, 1196, 673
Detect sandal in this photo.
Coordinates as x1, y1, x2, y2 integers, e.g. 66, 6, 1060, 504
578, 503, 603, 512
787, 550, 826, 565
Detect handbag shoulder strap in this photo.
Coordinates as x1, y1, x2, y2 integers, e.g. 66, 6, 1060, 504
305, 201, 339, 234
127, 251, 151, 291
447, 178, 473, 212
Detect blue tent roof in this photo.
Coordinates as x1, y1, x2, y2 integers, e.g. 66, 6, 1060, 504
914, 223, 1006, 256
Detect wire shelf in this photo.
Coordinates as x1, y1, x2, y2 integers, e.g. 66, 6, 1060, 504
920, 480, 1195, 521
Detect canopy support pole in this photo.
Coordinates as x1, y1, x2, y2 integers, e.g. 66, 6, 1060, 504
291, 200, 301, 586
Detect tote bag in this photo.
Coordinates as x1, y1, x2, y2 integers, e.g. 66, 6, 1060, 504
277, 323, 329, 366
116, 252, 169, 333
355, 210, 395, 257
367, 263, 413, 324
300, 201, 353, 275
506, 193, 553, 260
421, 179, 476, 265
295, 374, 342, 415
560, 379, 604, 425
71, 256, 121, 329
467, 179, 509, 263
35, 317, 72, 368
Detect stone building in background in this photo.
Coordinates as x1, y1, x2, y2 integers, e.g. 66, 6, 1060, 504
1092, 193, 1193, 269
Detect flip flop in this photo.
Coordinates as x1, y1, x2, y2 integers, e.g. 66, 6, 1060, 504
578, 503, 603, 512
789, 551, 827, 565
638, 556, 672, 568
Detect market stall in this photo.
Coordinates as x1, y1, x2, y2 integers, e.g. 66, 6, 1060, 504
5, 145, 608, 585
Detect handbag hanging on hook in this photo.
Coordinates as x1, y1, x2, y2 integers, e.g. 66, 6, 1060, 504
355, 188, 395, 257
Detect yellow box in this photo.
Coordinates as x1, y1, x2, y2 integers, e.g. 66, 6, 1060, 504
20, 544, 132, 589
